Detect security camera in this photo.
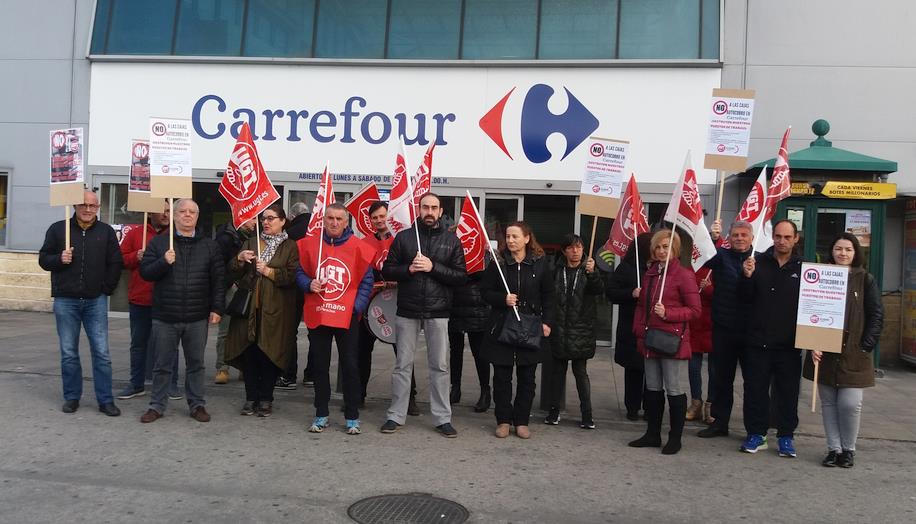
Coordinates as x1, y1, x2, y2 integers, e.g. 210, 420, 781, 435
546, 182, 553, 188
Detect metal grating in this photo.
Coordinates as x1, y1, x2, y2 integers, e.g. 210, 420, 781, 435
348, 493, 469, 524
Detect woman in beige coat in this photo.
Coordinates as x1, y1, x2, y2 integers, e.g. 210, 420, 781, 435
225, 204, 300, 417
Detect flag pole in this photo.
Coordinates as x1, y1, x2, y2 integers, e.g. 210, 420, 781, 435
657, 222, 677, 303
64, 205, 70, 250
316, 161, 329, 281
811, 358, 820, 412
467, 191, 520, 322
633, 219, 642, 289
715, 170, 726, 222
588, 216, 598, 263
255, 220, 261, 259
402, 139, 422, 257
751, 165, 769, 255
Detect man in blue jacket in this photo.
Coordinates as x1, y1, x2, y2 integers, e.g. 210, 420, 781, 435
39, 190, 123, 416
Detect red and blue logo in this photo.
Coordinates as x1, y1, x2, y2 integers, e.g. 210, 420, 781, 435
479, 84, 599, 164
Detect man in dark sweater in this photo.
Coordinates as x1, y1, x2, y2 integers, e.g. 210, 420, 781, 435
738, 220, 803, 457
698, 219, 755, 438
39, 190, 123, 416
139, 199, 225, 423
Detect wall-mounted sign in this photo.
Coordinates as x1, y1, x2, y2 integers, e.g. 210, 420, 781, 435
821, 181, 896, 200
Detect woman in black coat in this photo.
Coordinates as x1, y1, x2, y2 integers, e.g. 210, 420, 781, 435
605, 232, 652, 420
481, 221, 555, 439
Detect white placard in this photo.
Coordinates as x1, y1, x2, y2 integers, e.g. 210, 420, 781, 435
797, 263, 849, 330
580, 138, 628, 200
149, 117, 192, 177
704, 88, 755, 172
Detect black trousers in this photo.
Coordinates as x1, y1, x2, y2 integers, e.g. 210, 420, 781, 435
549, 358, 592, 416
282, 291, 305, 381
357, 321, 415, 400
493, 363, 537, 426
743, 346, 802, 438
709, 328, 746, 429
624, 366, 646, 415
242, 344, 280, 403
308, 323, 361, 420
448, 330, 490, 389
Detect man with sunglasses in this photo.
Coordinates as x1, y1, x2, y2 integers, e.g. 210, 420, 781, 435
39, 190, 124, 416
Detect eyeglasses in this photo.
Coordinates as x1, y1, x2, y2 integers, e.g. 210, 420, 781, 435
76, 204, 100, 210
262, 215, 280, 222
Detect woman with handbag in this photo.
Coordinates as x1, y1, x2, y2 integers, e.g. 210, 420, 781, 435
629, 229, 700, 454
224, 204, 300, 417
481, 222, 555, 439
803, 233, 883, 468
606, 232, 653, 420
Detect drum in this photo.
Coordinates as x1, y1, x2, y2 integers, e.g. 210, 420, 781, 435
366, 288, 397, 344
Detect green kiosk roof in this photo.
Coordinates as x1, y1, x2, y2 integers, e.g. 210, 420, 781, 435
749, 120, 897, 174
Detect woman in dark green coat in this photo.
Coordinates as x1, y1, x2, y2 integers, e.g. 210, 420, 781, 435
544, 234, 604, 429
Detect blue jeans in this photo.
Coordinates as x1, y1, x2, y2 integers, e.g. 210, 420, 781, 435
53, 296, 113, 404
688, 353, 713, 401
148, 319, 208, 414
128, 304, 178, 389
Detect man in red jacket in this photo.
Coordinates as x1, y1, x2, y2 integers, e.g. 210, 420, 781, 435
115, 202, 179, 400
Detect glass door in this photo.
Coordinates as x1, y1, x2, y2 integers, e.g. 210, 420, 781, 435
481, 195, 522, 252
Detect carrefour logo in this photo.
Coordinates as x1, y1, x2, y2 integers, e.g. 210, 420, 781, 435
479, 84, 599, 164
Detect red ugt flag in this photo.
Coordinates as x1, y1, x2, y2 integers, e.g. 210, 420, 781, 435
344, 183, 381, 238
219, 122, 280, 228
411, 144, 434, 208
607, 174, 649, 257
663, 152, 717, 270
766, 126, 792, 221
306, 164, 335, 237
455, 194, 488, 273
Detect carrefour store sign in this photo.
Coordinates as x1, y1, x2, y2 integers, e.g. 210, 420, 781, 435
89, 63, 719, 184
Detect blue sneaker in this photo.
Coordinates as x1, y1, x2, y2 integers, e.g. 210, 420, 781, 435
740, 434, 768, 453
346, 419, 361, 435
777, 436, 797, 458
309, 416, 329, 433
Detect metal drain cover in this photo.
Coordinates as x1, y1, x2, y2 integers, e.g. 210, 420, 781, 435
348, 493, 469, 524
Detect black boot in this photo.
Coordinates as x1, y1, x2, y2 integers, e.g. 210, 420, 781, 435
628, 391, 665, 448
663, 394, 687, 455
450, 384, 461, 405
473, 385, 491, 413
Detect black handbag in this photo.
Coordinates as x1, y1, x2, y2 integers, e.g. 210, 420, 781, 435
497, 310, 543, 351
642, 275, 685, 357
225, 287, 252, 318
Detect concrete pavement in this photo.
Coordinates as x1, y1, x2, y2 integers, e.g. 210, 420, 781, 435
1, 310, 915, 523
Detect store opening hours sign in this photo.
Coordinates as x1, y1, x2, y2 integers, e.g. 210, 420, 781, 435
795, 262, 849, 353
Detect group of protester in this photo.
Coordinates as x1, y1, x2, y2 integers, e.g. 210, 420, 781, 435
39, 190, 883, 466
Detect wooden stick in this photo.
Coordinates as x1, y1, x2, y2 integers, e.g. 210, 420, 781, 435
633, 220, 642, 289
64, 205, 70, 250
811, 359, 820, 413
168, 198, 174, 252
715, 170, 726, 222
255, 220, 261, 259
657, 223, 677, 303
142, 212, 148, 248
468, 191, 519, 322
587, 216, 598, 261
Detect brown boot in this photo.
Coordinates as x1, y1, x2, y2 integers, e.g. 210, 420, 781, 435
703, 402, 715, 425
685, 399, 702, 421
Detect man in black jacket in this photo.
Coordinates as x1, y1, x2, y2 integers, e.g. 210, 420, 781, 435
138, 199, 225, 423
39, 190, 123, 416
738, 220, 803, 457
698, 219, 755, 438
380, 193, 467, 437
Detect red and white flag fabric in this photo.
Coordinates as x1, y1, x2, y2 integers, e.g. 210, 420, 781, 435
219, 122, 280, 228
411, 144, 434, 208
608, 174, 650, 257
664, 152, 717, 270
729, 166, 770, 250
386, 145, 416, 235
344, 183, 381, 238
306, 164, 335, 237
455, 193, 488, 273
766, 126, 792, 221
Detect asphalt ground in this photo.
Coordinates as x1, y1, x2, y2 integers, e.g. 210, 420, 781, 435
1, 310, 915, 523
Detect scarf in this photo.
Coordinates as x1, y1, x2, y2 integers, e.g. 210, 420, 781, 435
259, 231, 288, 264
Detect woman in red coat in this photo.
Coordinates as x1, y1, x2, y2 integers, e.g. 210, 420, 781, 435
628, 230, 701, 455
687, 267, 714, 424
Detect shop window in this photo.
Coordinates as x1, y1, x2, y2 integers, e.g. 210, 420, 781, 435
618, 0, 700, 59
243, 0, 315, 57
105, 0, 177, 54
388, 0, 462, 59
0, 172, 8, 246
700, 0, 720, 59
314, 0, 387, 59
461, 0, 538, 59
522, 194, 576, 254
538, 0, 618, 59
175, 0, 245, 56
